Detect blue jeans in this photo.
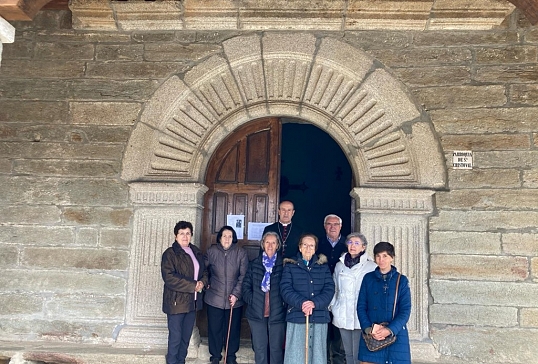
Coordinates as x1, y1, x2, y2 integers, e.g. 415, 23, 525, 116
166, 311, 196, 364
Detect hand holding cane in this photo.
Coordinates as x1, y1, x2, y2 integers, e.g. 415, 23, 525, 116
224, 295, 235, 364
305, 313, 309, 364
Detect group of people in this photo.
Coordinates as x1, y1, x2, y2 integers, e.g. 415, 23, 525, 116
161, 201, 412, 364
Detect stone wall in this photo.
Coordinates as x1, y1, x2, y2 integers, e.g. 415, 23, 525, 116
0, 8, 537, 363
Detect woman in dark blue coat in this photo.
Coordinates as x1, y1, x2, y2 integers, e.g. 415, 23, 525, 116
357, 242, 411, 364
242, 231, 286, 364
280, 233, 335, 364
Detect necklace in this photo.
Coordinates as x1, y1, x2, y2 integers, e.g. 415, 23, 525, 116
277, 222, 292, 244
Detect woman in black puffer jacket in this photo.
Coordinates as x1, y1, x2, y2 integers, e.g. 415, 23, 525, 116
242, 231, 286, 364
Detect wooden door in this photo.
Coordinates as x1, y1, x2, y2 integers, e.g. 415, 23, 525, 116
202, 117, 281, 258
199, 118, 281, 338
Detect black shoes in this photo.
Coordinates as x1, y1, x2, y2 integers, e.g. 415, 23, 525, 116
211, 359, 220, 364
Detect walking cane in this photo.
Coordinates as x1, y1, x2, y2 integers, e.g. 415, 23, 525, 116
224, 299, 235, 364
305, 314, 309, 364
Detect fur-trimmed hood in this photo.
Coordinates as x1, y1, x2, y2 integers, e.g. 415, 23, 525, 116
283, 253, 328, 266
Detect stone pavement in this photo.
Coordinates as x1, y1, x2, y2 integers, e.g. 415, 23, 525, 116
0, 339, 515, 364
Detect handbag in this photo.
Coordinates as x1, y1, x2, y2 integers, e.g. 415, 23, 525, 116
362, 273, 401, 352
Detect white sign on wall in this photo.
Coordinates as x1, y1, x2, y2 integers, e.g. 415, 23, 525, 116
452, 150, 473, 169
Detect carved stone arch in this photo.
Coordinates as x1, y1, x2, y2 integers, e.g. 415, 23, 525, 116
119, 33, 445, 360
122, 33, 446, 189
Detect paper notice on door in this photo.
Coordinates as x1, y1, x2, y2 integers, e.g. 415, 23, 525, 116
227, 214, 245, 239
248, 222, 271, 241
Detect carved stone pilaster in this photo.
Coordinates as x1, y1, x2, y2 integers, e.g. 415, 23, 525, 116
115, 182, 208, 350
351, 187, 435, 343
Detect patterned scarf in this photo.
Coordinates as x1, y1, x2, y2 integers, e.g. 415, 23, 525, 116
261, 252, 277, 293
344, 251, 364, 268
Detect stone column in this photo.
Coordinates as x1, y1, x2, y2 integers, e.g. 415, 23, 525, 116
350, 187, 435, 342
0, 16, 16, 66
115, 182, 208, 356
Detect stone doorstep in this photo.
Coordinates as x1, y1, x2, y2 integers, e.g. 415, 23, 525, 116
0, 339, 255, 364
0, 339, 511, 364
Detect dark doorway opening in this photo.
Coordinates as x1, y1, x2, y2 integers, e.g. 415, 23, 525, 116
280, 120, 354, 238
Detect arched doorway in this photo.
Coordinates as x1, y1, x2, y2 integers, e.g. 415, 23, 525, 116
198, 117, 354, 338
119, 33, 446, 359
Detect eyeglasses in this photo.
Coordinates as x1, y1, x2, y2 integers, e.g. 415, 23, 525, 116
325, 223, 341, 227
346, 240, 364, 246
301, 244, 316, 249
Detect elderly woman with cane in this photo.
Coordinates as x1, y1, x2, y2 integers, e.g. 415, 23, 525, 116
280, 233, 335, 364
242, 231, 286, 364
205, 225, 249, 364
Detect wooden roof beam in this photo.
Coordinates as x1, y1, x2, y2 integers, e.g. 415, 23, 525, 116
0, 0, 53, 21
507, 0, 538, 24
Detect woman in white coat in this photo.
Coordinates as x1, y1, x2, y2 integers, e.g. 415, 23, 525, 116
329, 232, 377, 364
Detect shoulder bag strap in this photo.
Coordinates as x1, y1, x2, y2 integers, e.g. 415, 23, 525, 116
391, 273, 401, 320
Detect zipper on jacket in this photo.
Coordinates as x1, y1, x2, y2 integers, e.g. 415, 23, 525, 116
224, 250, 228, 308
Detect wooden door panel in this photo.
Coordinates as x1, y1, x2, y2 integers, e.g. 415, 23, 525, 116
253, 194, 269, 223
216, 144, 239, 182
245, 131, 270, 183
202, 118, 281, 256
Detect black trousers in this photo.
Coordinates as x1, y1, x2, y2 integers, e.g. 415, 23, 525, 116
166, 310, 196, 364
207, 304, 243, 361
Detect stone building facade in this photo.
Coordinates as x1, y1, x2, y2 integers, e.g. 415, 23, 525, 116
0, 1, 537, 363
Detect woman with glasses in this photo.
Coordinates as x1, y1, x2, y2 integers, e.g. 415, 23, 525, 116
329, 233, 377, 364
161, 221, 208, 364
280, 233, 335, 364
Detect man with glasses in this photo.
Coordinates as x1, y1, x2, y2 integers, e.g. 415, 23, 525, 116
317, 214, 347, 364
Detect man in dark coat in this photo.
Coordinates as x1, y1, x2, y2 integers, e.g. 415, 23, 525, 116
317, 214, 347, 364
263, 200, 304, 259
